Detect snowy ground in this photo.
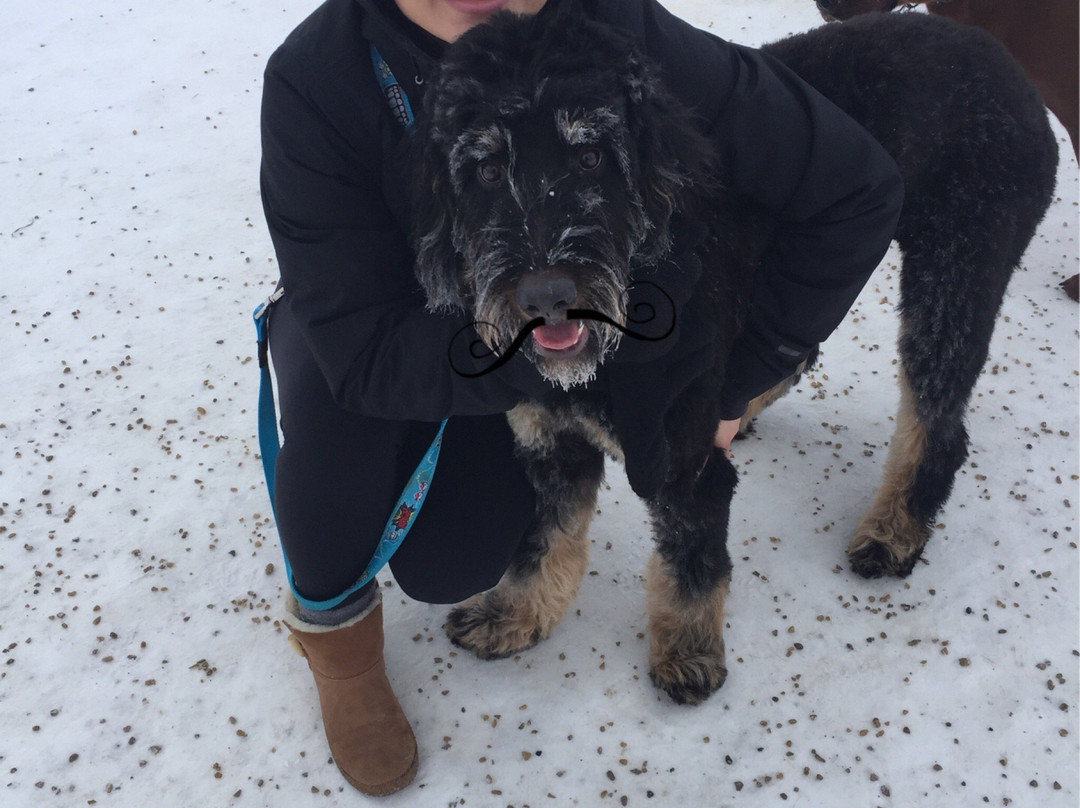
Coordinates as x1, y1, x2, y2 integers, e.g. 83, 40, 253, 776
2, 1, 1077, 806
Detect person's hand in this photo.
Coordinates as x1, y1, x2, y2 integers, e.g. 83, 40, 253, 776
713, 418, 741, 459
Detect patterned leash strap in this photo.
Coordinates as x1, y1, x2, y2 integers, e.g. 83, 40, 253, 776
252, 293, 448, 610
251, 48, 443, 610
371, 44, 415, 130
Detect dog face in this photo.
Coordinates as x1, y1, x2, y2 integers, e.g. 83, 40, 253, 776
413, 12, 710, 388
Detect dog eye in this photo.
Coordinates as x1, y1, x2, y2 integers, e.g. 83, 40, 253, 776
576, 147, 602, 171
477, 161, 505, 185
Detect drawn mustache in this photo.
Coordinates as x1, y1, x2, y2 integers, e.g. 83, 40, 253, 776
449, 280, 675, 378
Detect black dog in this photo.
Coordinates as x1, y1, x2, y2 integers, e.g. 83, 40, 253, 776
411, 11, 1057, 704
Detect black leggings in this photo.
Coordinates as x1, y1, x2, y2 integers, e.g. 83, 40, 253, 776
267, 299, 537, 605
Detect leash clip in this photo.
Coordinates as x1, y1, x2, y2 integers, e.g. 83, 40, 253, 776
253, 286, 285, 324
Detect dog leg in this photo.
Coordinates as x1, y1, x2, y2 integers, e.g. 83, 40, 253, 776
444, 405, 605, 659
850, 236, 1015, 576
442, 510, 592, 658
737, 348, 817, 434
848, 370, 937, 577
645, 550, 730, 705
645, 445, 737, 704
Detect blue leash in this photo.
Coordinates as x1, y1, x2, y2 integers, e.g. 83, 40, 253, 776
252, 287, 285, 512
252, 292, 448, 610
252, 46, 446, 610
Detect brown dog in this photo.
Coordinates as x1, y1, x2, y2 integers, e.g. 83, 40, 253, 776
815, 0, 1078, 299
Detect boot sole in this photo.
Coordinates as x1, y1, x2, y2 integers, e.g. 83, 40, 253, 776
341, 739, 419, 797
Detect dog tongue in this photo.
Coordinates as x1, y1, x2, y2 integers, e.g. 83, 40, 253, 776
533, 321, 581, 350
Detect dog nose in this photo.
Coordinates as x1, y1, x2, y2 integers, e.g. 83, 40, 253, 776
516, 271, 578, 321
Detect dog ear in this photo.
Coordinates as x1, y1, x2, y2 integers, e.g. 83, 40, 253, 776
619, 49, 716, 265
411, 127, 470, 313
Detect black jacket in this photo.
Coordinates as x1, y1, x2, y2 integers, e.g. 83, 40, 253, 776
260, 0, 902, 426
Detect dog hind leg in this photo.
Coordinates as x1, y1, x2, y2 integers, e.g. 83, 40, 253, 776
849, 237, 1016, 577
443, 406, 604, 658
848, 367, 946, 577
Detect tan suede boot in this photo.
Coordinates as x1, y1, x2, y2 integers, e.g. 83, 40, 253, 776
282, 590, 418, 796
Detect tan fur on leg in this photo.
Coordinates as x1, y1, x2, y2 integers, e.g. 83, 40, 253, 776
737, 359, 810, 433
848, 372, 929, 575
645, 552, 729, 705
443, 500, 593, 659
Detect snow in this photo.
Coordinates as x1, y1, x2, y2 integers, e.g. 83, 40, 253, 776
1, 0, 1076, 806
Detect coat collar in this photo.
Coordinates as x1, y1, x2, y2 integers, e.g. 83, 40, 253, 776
354, 0, 441, 105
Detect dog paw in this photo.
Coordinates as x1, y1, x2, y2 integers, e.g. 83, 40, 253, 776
649, 650, 727, 706
443, 593, 544, 660
848, 538, 921, 579
848, 505, 929, 579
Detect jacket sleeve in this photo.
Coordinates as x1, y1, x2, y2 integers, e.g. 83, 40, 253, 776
260, 47, 551, 421
639, 1, 904, 419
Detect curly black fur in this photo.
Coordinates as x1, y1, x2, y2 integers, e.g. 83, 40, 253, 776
412, 10, 1056, 702
765, 14, 1057, 575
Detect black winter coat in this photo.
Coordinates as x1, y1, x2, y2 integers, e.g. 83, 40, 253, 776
260, 0, 902, 461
